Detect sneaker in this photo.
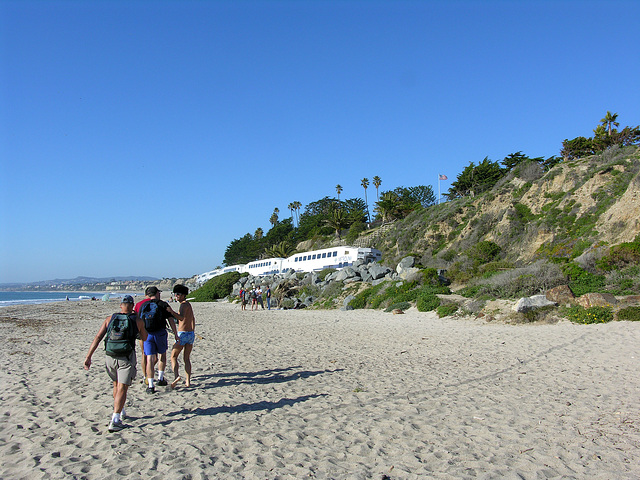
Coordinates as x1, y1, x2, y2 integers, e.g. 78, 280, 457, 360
120, 409, 126, 420
146, 386, 156, 395
108, 419, 126, 432
156, 378, 168, 386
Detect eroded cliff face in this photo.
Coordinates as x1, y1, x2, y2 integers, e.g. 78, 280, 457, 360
374, 147, 640, 266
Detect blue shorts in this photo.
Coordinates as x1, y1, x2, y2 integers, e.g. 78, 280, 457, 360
143, 330, 168, 356
177, 331, 195, 345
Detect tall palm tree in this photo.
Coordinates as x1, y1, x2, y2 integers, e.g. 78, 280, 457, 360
601, 111, 619, 136
269, 207, 279, 227
335, 184, 343, 201
287, 202, 295, 224
361, 177, 370, 222
372, 176, 381, 201
292, 201, 302, 227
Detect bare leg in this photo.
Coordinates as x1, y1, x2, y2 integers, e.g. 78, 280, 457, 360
183, 344, 193, 387
139, 340, 147, 384
158, 352, 166, 373
113, 382, 129, 413
146, 354, 157, 383
171, 344, 183, 388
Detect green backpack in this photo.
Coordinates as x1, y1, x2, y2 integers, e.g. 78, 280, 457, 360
104, 313, 136, 357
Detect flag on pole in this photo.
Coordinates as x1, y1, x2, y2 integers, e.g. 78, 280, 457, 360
439, 174, 448, 180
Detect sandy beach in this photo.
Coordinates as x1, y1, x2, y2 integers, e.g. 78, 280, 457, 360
1, 299, 638, 479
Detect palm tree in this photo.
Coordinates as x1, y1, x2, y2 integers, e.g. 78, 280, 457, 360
292, 201, 302, 226
601, 111, 619, 136
361, 177, 370, 222
264, 240, 295, 258
324, 208, 349, 239
372, 176, 381, 201
335, 184, 343, 201
269, 207, 279, 227
287, 202, 295, 224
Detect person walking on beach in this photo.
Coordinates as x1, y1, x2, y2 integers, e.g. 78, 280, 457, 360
170, 284, 195, 388
250, 287, 258, 311
84, 295, 147, 432
240, 287, 247, 310
135, 286, 180, 394
257, 286, 264, 309
266, 285, 271, 310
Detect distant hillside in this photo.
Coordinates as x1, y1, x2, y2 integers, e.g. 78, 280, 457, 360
0, 276, 159, 289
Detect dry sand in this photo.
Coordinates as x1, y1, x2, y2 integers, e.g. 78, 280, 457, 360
0, 298, 639, 479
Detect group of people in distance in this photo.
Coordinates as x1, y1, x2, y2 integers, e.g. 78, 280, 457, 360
84, 284, 195, 433
239, 284, 271, 311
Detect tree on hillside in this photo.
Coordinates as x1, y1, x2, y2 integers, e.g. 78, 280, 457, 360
502, 151, 530, 170
406, 185, 436, 208
269, 208, 279, 228
601, 111, 619, 136
293, 201, 302, 227
335, 184, 343, 201
446, 158, 504, 199
264, 240, 296, 259
373, 186, 434, 222
361, 177, 370, 222
561, 113, 640, 160
264, 218, 295, 248
343, 197, 368, 224
224, 233, 261, 266
561, 136, 596, 160
372, 176, 382, 201
324, 208, 349, 239
254, 228, 263, 240
287, 202, 295, 226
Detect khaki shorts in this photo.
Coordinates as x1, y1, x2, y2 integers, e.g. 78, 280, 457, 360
105, 351, 137, 385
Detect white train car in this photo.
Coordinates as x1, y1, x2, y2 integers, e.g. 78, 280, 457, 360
239, 257, 285, 276
195, 265, 242, 284
283, 246, 381, 273
195, 246, 382, 284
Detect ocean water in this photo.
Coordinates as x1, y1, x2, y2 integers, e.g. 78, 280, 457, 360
0, 291, 138, 307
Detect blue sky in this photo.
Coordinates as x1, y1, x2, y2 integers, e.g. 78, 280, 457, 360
1, 0, 639, 283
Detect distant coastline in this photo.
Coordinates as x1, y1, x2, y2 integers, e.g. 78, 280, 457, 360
0, 291, 143, 308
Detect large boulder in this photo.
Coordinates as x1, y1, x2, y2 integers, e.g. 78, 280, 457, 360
396, 256, 416, 274
576, 292, 618, 308
369, 264, 391, 280
546, 285, 576, 305
335, 266, 358, 282
514, 295, 557, 313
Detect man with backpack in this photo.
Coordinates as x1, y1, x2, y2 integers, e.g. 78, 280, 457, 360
84, 295, 147, 432
135, 286, 180, 394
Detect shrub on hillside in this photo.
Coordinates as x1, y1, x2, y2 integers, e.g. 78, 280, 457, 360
416, 292, 440, 312
605, 265, 640, 295
472, 260, 565, 298
437, 304, 458, 318
190, 272, 242, 302
561, 262, 606, 296
563, 305, 613, 324
597, 237, 640, 271
616, 306, 640, 321
384, 301, 411, 312
469, 241, 501, 265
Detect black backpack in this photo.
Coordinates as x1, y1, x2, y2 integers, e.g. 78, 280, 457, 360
139, 300, 166, 332
104, 313, 136, 357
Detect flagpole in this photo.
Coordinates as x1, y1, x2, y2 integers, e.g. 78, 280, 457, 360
438, 175, 441, 205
